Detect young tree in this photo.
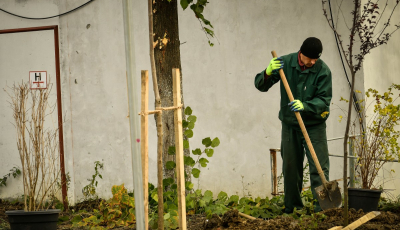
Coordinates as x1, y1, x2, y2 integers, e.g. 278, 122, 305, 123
151, 0, 213, 179
148, 0, 213, 228
322, 0, 399, 225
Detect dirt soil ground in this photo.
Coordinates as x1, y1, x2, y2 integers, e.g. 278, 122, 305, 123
1, 199, 400, 229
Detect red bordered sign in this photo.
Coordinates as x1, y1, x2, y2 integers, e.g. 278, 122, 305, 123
29, 71, 47, 90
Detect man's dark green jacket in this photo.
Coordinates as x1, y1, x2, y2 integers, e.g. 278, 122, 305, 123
255, 52, 332, 128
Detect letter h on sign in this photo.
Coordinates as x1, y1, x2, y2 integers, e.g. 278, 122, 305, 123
35, 73, 41, 81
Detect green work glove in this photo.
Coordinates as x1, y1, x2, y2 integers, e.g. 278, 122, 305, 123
266, 57, 284, 75
288, 100, 304, 111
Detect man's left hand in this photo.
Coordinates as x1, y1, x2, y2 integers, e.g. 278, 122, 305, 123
288, 100, 304, 111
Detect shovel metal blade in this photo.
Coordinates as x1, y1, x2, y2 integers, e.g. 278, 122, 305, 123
315, 181, 342, 210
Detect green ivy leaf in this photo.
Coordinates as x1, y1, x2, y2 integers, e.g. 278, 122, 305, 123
203, 19, 213, 28
228, 195, 239, 204
195, 189, 202, 196
204, 27, 214, 37
211, 137, 220, 147
191, 4, 204, 14
202, 137, 212, 147
192, 148, 202, 155
182, 120, 189, 128
185, 181, 194, 190
187, 115, 197, 123
151, 190, 158, 202
184, 106, 192, 115
71, 215, 82, 223
188, 121, 195, 130
168, 146, 176, 155
186, 199, 195, 209
184, 129, 193, 138
183, 140, 189, 149
205, 148, 214, 157
58, 216, 69, 223
163, 178, 174, 187
199, 158, 209, 167
164, 212, 170, 220
199, 199, 206, 207
166, 161, 176, 170
180, 0, 189, 10
217, 191, 228, 201
184, 156, 196, 167
203, 190, 213, 203
192, 168, 200, 178
171, 184, 177, 189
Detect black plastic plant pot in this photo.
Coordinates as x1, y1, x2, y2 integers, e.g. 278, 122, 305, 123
348, 188, 382, 212
5, 209, 61, 230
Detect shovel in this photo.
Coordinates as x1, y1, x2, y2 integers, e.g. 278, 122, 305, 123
271, 51, 341, 210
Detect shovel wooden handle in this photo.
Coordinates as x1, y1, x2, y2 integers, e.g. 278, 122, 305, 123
271, 51, 328, 185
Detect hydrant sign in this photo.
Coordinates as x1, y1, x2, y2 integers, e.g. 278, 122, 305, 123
29, 71, 47, 89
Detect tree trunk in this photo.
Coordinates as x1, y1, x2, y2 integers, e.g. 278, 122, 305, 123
153, 0, 190, 180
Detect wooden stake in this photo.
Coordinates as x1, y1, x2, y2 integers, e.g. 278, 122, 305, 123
156, 109, 164, 229
342, 211, 380, 230
328, 211, 380, 230
141, 70, 149, 229
173, 68, 187, 230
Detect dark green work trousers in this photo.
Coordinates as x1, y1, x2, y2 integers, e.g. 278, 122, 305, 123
281, 122, 329, 213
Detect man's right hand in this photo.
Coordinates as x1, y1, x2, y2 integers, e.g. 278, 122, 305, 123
266, 57, 283, 75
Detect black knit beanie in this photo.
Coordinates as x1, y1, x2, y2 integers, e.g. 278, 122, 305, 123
300, 37, 323, 59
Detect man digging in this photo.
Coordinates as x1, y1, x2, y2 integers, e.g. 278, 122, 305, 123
254, 37, 332, 213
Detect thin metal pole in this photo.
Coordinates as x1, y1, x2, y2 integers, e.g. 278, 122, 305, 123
327, 134, 361, 142
329, 154, 399, 163
54, 26, 68, 210
349, 137, 355, 187
122, 1, 145, 229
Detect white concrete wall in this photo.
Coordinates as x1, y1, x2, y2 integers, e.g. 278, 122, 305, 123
57, 0, 134, 204
1, 0, 399, 203
362, 0, 400, 196
0, 0, 60, 199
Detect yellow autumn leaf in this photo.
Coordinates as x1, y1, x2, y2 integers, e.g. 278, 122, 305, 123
321, 111, 329, 118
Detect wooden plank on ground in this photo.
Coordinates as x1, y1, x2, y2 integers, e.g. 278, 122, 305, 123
173, 68, 187, 230
141, 70, 149, 229
342, 211, 380, 230
328, 211, 380, 230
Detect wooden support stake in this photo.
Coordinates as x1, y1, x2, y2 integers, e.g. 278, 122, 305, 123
269, 149, 278, 196
173, 68, 187, 230
141, 70, 149, 229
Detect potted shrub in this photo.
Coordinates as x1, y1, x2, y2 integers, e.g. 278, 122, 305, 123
345, 84, 400, 212
5, 82, 62, 230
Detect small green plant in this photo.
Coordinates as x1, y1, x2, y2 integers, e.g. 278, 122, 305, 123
148, 106, 221, 229
379, 195, 400, 212
73, 184, 135, 229
82, 161, 104, 199
166, 106, 220, 191
302, 163, 310, 188
148, 183, 179, 229
0, 166, 21, 187
298, 212, 327, 230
